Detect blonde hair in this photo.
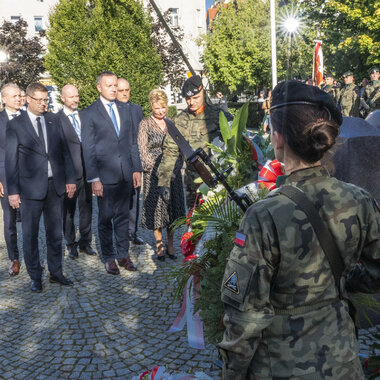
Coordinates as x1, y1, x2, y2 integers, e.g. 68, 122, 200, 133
149, 89, 168, 108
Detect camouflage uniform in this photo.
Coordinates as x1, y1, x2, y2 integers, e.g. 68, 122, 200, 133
322, 84, 340, 104
338, 83, 360, 117
157, 104, 221, 208
218, 166, 380, 380
364, 80, 380, 113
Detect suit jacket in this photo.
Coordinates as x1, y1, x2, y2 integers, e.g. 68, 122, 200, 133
81, 98, 142, 185
125, 102, 143, 138
0, 110, 9, 182
57, 109, 84, 181
5, 111, 76, 200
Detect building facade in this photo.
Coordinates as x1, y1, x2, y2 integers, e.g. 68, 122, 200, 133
0, 0, 207, 106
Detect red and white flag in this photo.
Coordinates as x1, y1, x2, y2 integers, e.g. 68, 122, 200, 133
314, 40, 324, 87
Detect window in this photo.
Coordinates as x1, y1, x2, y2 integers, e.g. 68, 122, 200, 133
10, 16, 20, 24
34, 16, 44, 32
169, 8, 179, 27
196, 9, 202, 28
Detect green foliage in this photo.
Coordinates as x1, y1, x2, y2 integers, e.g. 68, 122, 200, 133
0, 18, 44, 89
45, 0, 162, 113
167, 105, 178, 119
201, 0, 315, 93
300, 0, 380, 80
201, 0, 272, 94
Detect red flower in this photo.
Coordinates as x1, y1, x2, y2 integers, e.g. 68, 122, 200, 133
139, 371, 149, 380
180, 232, 196, 256
183, 254, 197, 262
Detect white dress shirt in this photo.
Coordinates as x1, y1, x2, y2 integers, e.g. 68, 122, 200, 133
63, 106, 82, 140
5, 108, 21, 120
27, 110, 53, 178
100, 95, 121, 131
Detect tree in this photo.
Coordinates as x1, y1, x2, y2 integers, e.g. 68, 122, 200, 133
201, 0, 314, 95
44, 0, 162, 112
300, 0, 380, 80
0, 18, 45, 89
149, 5, 186, 90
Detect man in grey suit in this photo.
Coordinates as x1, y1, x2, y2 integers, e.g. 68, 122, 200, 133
0, 83, 21, 276
58, 84, 96, 259
116, 77, 144, 245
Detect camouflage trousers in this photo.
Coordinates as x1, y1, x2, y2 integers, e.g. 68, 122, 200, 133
226, 356, 364, 380
184, 168, 201, 210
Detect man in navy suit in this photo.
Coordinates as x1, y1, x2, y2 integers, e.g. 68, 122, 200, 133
116, 77, 144, 246
58, 84, 96, 259
81, 71, 142, 275
6, 82, 76, 292
0, 83, 22, 276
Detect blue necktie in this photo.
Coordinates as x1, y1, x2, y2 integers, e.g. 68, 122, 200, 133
107, 103, 119, 137
70, 113, 81, 141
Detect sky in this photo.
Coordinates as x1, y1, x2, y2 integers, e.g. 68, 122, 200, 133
206, 0, 214, 9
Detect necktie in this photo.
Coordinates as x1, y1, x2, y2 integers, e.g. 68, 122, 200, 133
70, 113, 81, 141
107, 103, 119, 137
36, 116, 46, 150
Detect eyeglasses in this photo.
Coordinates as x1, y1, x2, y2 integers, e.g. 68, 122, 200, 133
28, 95, 49, 104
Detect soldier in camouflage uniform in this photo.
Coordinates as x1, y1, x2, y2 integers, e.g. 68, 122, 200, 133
364, 67, 380, 114
322, 73, 339, 104
338, 71, 360, 117
218, 80, 380, 380
157, 75, 222, 208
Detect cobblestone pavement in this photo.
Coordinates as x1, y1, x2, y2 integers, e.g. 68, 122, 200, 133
0, 200, 378, 379
0, 202, 221, 379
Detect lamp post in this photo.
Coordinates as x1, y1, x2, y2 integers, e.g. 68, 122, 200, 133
283, 17, 300, 80
270, 0, 277, 88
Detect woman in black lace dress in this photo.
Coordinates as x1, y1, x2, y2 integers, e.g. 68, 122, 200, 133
138, 89, 185, 261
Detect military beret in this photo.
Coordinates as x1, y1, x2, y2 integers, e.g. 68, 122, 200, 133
342, 70, 354, 78
369, 67, 379, 75
270, 80, 343, 125
325, 73, 334, 79
182, 75, 203, 98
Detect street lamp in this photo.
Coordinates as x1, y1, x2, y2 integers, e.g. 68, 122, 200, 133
270, 0, 277, 88
283, 16, 300, 80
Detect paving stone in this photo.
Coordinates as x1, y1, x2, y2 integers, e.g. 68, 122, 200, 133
1, 201, 376, 379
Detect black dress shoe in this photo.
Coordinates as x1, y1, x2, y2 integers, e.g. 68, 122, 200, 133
49, 275, 73, 286
166, 251, 178, 260
31, 280, 42, 292
68, 245, 78, 259
154, 254, 165, 261
79, 245, 96, 256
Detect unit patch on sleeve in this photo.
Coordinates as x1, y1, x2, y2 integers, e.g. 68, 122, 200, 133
234, 232, 247, 247
223, 272, 240, 294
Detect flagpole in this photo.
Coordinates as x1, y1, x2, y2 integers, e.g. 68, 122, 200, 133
270, 0, 277, 88
312, 42, 315, 85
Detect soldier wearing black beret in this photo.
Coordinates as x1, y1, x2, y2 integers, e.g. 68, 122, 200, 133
338, 70, 360, 117
158, 75, 226, 208
364, 67, 380, 114
218, 79, 380, 379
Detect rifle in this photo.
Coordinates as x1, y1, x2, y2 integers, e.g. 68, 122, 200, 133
165, 119, 252, 212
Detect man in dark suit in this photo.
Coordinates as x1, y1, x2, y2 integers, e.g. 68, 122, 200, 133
58, 84, 96, 259
116, 77, 144, 245
81, 71, 142, 275
6, 82, 76, 292
0, 83, 22, 276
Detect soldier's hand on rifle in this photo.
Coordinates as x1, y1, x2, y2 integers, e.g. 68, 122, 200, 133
159, 186, 170, 204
